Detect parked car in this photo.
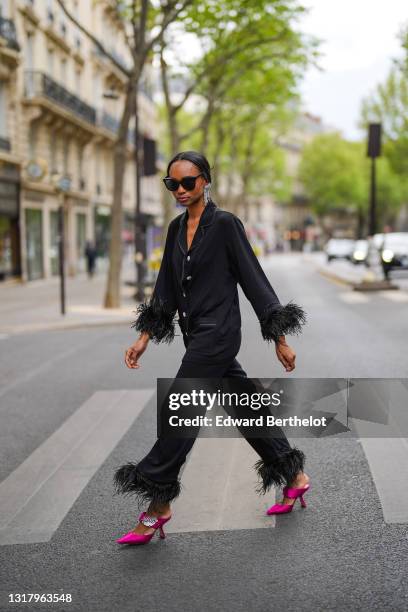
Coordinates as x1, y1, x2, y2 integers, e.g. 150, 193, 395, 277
380, 232, 408, 278
324, 238, 356, 262
351, 239, 369, 265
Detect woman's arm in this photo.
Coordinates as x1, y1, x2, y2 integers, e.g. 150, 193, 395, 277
130, 221, 178, 344
226, 215, 307, 344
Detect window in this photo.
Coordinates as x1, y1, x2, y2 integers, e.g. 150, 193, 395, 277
77, 143, 84, 189
60, 58, 67, 84
47, 48, 54, 76
48, 129, 57, 173
62, 139, 70, 175
46, 0, 54, 23
25, 32, 34, 72
28, 123, 37, 158
75, 68, 81, 92
0, 83, 7, 138
0, 1, 10, 18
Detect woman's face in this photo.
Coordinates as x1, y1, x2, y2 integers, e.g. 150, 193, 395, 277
168, 160, 207, 208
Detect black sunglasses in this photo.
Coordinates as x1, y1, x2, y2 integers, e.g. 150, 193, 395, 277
163, 173, 204, 192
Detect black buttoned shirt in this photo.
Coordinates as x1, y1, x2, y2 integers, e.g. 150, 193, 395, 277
147, 200, 292, 364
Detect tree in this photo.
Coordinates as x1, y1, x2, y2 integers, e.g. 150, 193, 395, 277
160, 0, 318, 156
57, 0, 194, 308
299, 133, 406, 236
158, 0, 318, 225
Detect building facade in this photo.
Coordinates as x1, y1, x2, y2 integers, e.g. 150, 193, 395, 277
0, 0, 161, 282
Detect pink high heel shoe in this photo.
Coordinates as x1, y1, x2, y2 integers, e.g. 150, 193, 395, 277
116, 511, 172, 545
266, 482, 311, 515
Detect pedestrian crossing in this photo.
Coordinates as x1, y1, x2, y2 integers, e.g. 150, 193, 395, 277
0, 390, 153, 545
168, 438, 276, 533
1, 383, 408, 546
339, 290, 408, 304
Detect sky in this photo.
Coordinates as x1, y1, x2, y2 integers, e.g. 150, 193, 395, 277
299, 0, 407, 140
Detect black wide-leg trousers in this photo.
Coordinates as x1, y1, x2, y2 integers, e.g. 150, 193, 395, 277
114, 349, 306, 507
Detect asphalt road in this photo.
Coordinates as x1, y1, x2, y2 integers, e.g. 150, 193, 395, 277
0, 253, 407, 612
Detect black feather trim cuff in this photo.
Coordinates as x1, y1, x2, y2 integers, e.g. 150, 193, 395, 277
254, 447, 306, 493
113, 462, 181, 506
130, 296, 176, 344
259, 301, 307, 343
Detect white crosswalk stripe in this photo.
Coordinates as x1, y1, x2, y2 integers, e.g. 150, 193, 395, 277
0, 389, 154, 545
168, 438, 276, 533
352, 381, 408, 524
339, 290, 408, 304
339, 292, 370, 304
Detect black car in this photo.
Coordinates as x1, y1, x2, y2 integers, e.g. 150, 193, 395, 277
380, 233, 408, 278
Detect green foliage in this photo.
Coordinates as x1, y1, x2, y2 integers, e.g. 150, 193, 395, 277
299, 133, 407, 225
160, 0, 319, 203
359, 22, 408, 179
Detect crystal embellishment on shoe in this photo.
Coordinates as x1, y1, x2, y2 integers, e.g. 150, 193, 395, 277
116, 511, 172, 545
140, 515, 159, 527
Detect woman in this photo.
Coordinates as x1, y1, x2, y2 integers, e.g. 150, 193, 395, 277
114, 151, 310, 545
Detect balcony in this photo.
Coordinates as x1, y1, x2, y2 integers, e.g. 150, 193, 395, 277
0, 17, 20, 51
0, 137, 11, 152
100, 110, 120, 134
96, 109, 135, 145
24, 71, 96, 126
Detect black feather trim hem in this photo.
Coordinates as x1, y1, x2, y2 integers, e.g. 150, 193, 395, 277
130, 296, 176, 344
113, 462, 181, 506
259, 301, 307, 343
254, 447, 306, 493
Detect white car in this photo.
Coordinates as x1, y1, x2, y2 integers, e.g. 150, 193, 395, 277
324, 239, 356, 262
351, 240, 369, 265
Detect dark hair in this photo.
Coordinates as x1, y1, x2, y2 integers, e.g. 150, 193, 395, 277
167, 150, 212, 183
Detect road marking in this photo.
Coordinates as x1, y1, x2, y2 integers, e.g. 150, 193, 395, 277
351, 381, 408, 524
0, 389, 154, 545
377, 290, 408, 302
0, 336, 105, 402
167, 437, 276, 533
339, 292, 370, 304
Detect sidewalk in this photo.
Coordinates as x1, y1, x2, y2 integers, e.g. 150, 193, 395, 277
0, 258, 143, 336
302, 251, 407, 290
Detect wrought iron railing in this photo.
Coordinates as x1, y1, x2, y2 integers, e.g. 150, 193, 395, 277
0, 17, 20, 51
24, 71, 97, 125
100, 111, 120, 134
0, 137, 11, 152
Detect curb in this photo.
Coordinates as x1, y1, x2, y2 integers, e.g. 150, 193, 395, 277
317, 267, 400, 291
317, 267, 354, 287
0, 317, 134, 336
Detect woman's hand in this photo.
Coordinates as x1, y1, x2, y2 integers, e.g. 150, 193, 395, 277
275, 339, 296, 372
125, 335, 149, 369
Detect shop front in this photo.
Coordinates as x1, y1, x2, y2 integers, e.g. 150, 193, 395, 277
0, 163, 21, 281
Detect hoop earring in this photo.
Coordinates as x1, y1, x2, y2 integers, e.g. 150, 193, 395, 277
204, 183, 212, 206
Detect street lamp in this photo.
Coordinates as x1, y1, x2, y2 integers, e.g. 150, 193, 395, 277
51, 171, 72, 315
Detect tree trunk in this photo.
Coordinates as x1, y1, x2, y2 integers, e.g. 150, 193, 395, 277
104, 77, 137, 308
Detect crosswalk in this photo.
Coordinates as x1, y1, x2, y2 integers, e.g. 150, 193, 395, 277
1, 383, 408, 545
0, 390, 152, 545
339, 290, 408, 304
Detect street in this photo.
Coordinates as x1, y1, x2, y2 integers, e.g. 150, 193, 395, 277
0, 253, 408, 612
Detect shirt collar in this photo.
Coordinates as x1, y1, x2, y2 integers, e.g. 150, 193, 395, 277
181, 200, 217, 228
177, 201, 218, 255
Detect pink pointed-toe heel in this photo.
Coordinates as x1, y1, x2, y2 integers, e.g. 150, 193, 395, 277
116, 511, 172, 545
266, 482, 311, 515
